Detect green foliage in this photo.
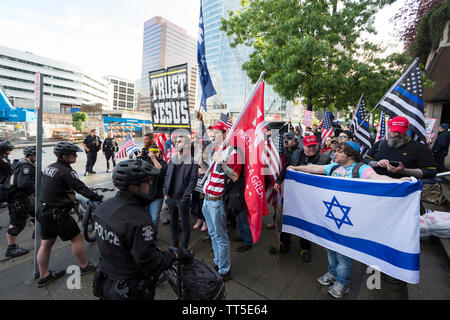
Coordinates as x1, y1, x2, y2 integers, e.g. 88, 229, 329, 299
409, 1, 450, 65
72, 112, 88, 133
221, 0, 413, 112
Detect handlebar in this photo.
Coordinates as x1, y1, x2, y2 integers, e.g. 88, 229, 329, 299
90, 187, 114, 193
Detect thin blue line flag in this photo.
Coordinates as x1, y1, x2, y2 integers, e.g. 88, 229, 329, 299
282, 170, 422, 284
197, 0, 216, 112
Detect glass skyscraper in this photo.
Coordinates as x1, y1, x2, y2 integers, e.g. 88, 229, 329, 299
199, 0, 286, 119
139, 16, 197, 113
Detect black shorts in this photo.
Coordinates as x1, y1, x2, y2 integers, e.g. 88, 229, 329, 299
8, 202, 30, 228
37, 208, 80, 241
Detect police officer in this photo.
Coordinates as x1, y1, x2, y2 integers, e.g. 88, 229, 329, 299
93, 159, 189, 300
4, 146, 38, 258
102, 132, 118, 173
82, 129, 102, 176
36, 142, 102, 288
0, 141, 15, 227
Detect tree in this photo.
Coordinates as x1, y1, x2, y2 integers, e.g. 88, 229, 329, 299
221, 0, 410, 112
72, 111, 88, 133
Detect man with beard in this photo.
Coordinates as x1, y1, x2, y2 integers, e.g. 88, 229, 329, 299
364, 116, 437, 180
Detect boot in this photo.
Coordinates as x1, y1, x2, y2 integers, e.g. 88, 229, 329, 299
5, 245, 29, 258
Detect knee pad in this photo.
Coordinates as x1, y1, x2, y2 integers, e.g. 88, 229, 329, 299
7, 224, 25, 236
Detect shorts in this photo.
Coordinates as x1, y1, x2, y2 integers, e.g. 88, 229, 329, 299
8, 202, 30, 228
37, 208, 80, 241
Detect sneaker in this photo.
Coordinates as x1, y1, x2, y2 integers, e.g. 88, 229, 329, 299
317, 272, 336, 286
328, 282, 350, 299
300, 249, 312, 262
37, 270, 65, 288
80, 262, 97, 275
266, 223, 275, 230
220, 271, 232, 281
5, 246, 29, 258
236, 244, 252, 252
269, 242, 289, 254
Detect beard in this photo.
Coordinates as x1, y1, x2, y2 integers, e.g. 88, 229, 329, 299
387, 133, 409, 148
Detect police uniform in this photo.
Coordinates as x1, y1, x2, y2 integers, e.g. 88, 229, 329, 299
93, 190, 176, 300
0, 155, 12, 203
102, 137, 118, 171
83, 134, 102, 173
39, 159, 102, 241
364, 138, 437, 179
7, 159, 36, 236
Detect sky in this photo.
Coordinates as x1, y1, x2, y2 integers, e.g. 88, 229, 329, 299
0, 0, 406, 82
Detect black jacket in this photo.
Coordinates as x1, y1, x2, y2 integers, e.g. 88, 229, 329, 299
41, 159, 102, 209
277, 150, 330, 184
94, 190, 176, 280
0, 155, 12, 186
10, 159, 35, 199
163, 153, 198, 203
102, 138, 118, 153
432, 130, 450, 156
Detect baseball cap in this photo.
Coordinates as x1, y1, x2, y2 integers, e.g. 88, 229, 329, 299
209, 121, 229, 132
345, 141, 360, 153
303, 135, 318, 147
388, 116, 409, 133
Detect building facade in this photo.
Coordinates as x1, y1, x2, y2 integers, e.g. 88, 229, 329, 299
139, 16, 197, 113
199, 0, 287, 124
0, 45, 107, 114
104, 75, 136, 111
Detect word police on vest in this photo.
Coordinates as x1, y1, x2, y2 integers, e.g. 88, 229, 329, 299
150, 73, 189, 125
94, 222, 120, 246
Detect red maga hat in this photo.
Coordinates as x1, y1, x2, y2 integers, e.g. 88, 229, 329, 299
303, 135, 318, 147
209, 121, 229, 132
388, 116, 409, 133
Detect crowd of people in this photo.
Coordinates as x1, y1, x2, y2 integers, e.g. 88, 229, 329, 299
0, 111, 449, 300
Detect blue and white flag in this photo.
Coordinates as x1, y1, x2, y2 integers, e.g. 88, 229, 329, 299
197, 0, 216, 112
282, 170, 422, 284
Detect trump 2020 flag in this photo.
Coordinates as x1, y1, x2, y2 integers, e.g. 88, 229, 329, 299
282, 170, 422, 284
197, 0, 216, 112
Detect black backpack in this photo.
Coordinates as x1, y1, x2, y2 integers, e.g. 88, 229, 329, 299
329, 162, 364, 178
180, 258, 226, 300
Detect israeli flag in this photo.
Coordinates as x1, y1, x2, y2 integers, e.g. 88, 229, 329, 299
283, 170, 422, 284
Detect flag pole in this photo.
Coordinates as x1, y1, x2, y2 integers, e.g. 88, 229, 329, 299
200, 71, 266, 184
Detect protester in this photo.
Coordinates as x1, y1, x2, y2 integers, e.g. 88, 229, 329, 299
272, 135, 330, 261
143, 133, 154, 150
321, 136, 332, 154
102, 132, 118, 173
312, 123, 322, 146
364, 116, 437, 179
288, 141, 410, 298
284, 132, 302, 163
329, 137, 339, 162
82, 129, 102, 176
191, 132, 208, 232
337, 130, 354, 143
163, 135, 198, 249
431, 123, 450, 172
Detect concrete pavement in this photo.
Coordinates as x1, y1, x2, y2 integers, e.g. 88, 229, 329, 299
0, 170, 449, 300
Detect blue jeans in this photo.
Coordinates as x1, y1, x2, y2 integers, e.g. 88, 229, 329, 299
327, 249, 353, 287
146, 198, 164, 233
238, 207, 252, 245
202, 199, 230, 275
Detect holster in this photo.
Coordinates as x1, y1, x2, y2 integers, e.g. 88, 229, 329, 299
92, 267, 107, 298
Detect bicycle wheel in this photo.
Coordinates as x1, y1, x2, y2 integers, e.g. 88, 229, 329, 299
82, 207, 97, 242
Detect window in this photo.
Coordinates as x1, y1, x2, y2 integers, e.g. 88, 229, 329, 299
119, 81, 126, 86
119, 94, 126, 100
119, 87, 126, 93
127, 95, 134, 101
114, 85, 118, 92
114, 93, 117, 99
111, 79, 118, 84
119, 101, 125, 107
127, 102, 133, 108
113, 100, 118, 106
127, 88, 134, 95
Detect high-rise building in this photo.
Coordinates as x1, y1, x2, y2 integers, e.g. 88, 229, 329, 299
0, 45, 107, 114
199, 0, 286, 121
104, 75, 136, 111
139, 16, 197, 113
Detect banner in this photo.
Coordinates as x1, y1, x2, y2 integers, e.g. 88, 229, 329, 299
302, 110, 314, 127
282, 170, 422, 284
149, 63, 191, 133
424, 117, 437, 143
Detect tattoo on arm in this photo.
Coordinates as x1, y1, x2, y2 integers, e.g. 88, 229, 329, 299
401, 168, 423, 179
221, 163, 238, 182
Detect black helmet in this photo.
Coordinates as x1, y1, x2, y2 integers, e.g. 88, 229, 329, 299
0, 141, 15, 154
23, 146, 37, 157
53, 142, 83, 156
112, 159, 160, 190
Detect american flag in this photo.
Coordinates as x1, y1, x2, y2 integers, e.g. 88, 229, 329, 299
155, 133, 168, 161
220, 113, 233, 129
350, 95, 372, 150
321, 110, 334, 141
376, 111, 388, 142
115, 134, 138, 159
377, 58, 426, 142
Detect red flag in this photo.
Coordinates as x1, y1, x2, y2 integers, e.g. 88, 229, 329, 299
155, 133, 168, 160
226, 80, 268, 243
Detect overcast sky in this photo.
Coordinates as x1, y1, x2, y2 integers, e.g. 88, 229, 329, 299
0, 0, 405, 81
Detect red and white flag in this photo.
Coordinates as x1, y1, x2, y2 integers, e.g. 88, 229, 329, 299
225, 79, 269, 243
263, 137, 282, 208
155, 133, 169, 160
115, 134, 138, 159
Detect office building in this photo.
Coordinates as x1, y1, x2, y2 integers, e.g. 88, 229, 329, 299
104, 75, 136, 111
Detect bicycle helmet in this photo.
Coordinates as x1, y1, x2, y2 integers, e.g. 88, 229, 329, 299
112, 159, 160, 190
0, 141, 15, 154
23, 146, 37, 157
53, 142, 83, 156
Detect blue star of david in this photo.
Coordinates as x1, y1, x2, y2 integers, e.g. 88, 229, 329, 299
323, 196, 353, 229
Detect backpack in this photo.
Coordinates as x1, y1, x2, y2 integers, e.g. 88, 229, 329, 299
180, 258, 226, 300
329, 162, 364, 178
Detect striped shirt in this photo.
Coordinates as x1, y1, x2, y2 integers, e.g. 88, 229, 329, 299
203, 147, 242, 197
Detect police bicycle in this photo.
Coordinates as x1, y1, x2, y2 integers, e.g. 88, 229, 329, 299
73, 187, 114, 243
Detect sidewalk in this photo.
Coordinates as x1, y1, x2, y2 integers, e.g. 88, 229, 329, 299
0, 179, 449, 300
